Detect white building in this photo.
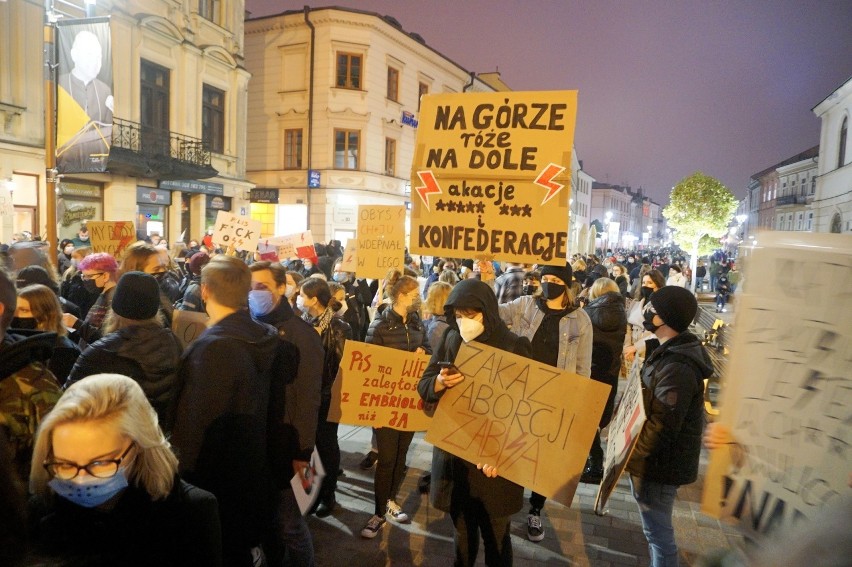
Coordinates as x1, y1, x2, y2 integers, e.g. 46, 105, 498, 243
574, 165, 594, 253
812, 76, 852, 233
775, 151, 819, 231
591, 183, 633, 249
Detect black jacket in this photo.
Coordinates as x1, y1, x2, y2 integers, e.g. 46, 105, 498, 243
65, 323, 182, 421
5, 329, 80, 385
626, 332, 713, 485
366, 307, 431, 354
319, 316, 352, 393
584, 291, 628, 380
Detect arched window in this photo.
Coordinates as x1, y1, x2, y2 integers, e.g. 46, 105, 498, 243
830, 212, 842, 233
840, 116, 848, 168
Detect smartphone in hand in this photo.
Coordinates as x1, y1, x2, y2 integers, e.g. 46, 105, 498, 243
438, 361, 461, 375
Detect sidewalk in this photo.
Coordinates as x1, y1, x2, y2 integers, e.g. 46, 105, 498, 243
307, 423, 744, 566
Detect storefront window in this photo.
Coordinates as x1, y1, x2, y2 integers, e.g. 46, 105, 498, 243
136, 187, 171, 242
57, 181, 103, 242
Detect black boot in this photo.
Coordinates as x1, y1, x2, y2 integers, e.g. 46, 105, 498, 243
580, 456, 603, 484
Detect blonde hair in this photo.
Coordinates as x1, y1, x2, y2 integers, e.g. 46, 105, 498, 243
571, 259, 587, 272
17, 284, 66, 336
424, 281, 452, 317
588, 277, 620, 300
30, 374, 178, 500
201, 255, 251, 309
101, 310, 165, 335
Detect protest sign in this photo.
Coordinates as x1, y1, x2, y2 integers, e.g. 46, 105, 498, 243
290, 448, 325, 515
594, 356, 646, 515
264, 230, 315, 260
172, 310, 209, 350
87, 220, 135, 258
702, 232, 852, 538
356, 205, 405, 279
212, 210, 261, 252
328, 341, 433, 431
338, 239, 358, 272
409, 90, 578, 265
425, 342, 610, 506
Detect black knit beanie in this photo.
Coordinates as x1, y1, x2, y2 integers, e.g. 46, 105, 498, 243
112, 271, 160, 320
539, 263, 572, 284
650, 286, 697, 333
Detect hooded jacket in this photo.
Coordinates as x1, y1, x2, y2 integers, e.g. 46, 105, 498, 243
626, 331, 713, 485
583, 291, 628, 380
418, 279, 531, 517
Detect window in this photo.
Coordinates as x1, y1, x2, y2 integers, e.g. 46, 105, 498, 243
336, 53, 362, 89
334, 129, 359, 170
384, 138, 396, 176
387, 67, 399, 101
202, 85, 225, 154
796, 212, 803, 231
284, 129, 303, 169
140, 60, 170, 151
839, 116, 847, 168
418, 82, 429, 111
807, 212, 813, 231
811, 178, 816, 194
198, 0, 220, 23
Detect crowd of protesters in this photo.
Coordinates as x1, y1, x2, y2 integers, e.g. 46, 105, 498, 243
1, 226, 742, 567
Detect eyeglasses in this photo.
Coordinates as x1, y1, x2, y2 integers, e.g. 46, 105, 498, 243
44, 443, 134, 480
81, 272, 104, 281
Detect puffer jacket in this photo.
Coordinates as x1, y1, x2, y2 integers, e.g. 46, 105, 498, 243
584, 291, 627, 380
626, 332, 713, 485
365, 306, 432, 354
66, 323, 182, 420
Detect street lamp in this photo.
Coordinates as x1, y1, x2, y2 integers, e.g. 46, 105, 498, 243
603, 211, 613, 254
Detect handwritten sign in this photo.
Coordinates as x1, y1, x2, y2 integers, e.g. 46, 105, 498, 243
425, 341, 610, 506
356, 205, 405, 279
264, 230, 315, 260
594, 357, 646, 515
212, 210, 261, 252
328, 341, 433, 431
87, 221, 135, 259
702, 232, 852, 538
410, 91, 577, 265
338, 239, 358, 272
172, 310, 209, 350
290, 447, 325, 515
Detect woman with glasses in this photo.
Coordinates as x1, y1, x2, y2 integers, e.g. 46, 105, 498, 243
61, 252, 118, 349
29, 373, 222, 565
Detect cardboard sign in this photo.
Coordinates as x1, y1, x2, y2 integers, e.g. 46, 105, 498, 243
328, 341, 433, 431
87, 221, 135, 258
172, 310, 209, 350
425, 342, 610, 506
701, 232, 852, 538
356, 205, 406, 279
212, 210, 261, 252
338, 239, 358, 272
290, 447, 325, 516
264, 230, 315, 260
410, 91, 577, 265
594, 357, 646, 515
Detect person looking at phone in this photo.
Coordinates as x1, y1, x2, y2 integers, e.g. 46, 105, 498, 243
418, 279, 531, 565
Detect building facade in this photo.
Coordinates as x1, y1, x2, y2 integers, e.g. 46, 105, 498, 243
775, 152, 818, 231
812, 76, 852, 233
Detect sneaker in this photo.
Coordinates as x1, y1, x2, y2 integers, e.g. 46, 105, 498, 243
386, 499, 410, 523
315, 497, 336, 518
359, 451, 378, 470
527, 510, 545, 542
361, 514, 386, 538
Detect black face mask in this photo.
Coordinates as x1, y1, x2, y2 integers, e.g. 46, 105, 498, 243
522, 284, 538, 296
83, 278, 103, 295
11, 316, 38, 330
540, 281, 566, 300
640, 286, 654, 302
643, 308, 661, 333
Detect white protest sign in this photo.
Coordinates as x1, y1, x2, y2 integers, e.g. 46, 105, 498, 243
264, 231, 315, 260
212, 210, 261, 252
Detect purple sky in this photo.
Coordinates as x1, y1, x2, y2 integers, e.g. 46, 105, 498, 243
245, 0, 852, 204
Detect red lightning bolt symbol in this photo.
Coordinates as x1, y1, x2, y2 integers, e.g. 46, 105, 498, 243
111, 222, 135, 256
415, 170, 442, 211
534, 163, 566, 206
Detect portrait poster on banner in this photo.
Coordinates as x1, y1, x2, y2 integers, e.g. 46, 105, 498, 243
212, 210, 261, 252
410, 91, 577, 265
87, 220, 135, 258
425, 342, 610, 507
701, 232, 852, 538
356, 205, 406, 279
328, 341, 433, 431
594, 356, 646, 515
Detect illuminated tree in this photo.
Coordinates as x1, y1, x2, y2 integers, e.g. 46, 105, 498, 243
663, 172, 738, 293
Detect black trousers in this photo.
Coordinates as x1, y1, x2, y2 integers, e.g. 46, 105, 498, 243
451, 500, 512, 567
373, 427, 414, 515
316, 395, 340, 504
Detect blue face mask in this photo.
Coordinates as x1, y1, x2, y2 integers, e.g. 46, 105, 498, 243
333, 272, 349, 283
49, 469, 129, 508
248, 289, 276, 317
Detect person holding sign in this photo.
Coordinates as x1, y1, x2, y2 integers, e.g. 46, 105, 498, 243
360, 272, 432, 539
625, 286, 712, 567
418, 278, 531, 566
497, 263, 592, 542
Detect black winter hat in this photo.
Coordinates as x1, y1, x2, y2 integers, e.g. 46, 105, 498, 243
650, 285, 697, 333
112, 271, 160, 320
16, 265, 59, 294
539, 263, 572, 284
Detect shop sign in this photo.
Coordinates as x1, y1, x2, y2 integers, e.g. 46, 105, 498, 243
58, 181, 101, 198
250, 188, 279, 203
206, 195, 232, 211
308, 170, 321, 188
333, 204, 357, 224
159, 179, 224, 196
136, 187, 172, 205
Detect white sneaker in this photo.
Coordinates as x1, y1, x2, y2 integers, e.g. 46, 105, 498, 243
360, 514, 386, 538
527, 511, 545, 542
386, 499, 410, 523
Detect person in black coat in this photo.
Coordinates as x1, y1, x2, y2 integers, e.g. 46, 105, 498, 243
582, 278, 628, 482
28, 374, 221, 566
65, 272, 182, 422
418, 278, 531, 566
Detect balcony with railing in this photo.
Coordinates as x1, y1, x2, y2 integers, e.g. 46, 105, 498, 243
108, 118, 218, 180
775, 194, 808, 207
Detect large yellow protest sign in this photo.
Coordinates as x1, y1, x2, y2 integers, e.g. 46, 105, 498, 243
410, 91, 577, 265
328, 341, 433, 431
425, 341, 609, 507
87, 221, 135, 258
356, 205, 406, 279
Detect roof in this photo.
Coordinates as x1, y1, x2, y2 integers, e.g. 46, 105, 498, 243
750, 145, 820, 180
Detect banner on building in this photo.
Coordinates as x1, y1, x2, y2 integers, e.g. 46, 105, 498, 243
328, 341, 433, 431
701, 232, 852, 538
409, 90, 577, 265
56, 18, 113, 174
425, 342, 610, 507
87, 220, 134, 258
356, 205, 405, 279
212, 210, 261, 252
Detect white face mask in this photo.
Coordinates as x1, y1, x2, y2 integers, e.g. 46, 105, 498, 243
336, 300, 348, 317
296, 295, 306, 311
456, 316, 485, 343
284, 284, 297, 299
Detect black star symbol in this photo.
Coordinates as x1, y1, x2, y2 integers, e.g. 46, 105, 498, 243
499, 204, 510, 215
456, 200, 466, 212
476, 202, 486, 214
447, 201, 456, 212
435, 200, 446, 211
466, 202, 476, 213
522, 205, 533, 217
510, 204, 521, 216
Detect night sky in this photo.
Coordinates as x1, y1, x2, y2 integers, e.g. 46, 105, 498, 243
245, 0, 852, 205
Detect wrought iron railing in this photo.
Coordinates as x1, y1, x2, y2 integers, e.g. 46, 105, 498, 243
775, 194, 807, 206
112, 118, 212, 167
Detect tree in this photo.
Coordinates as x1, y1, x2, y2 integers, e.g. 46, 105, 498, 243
590, 219, 604, 233
663, 172, 738, 293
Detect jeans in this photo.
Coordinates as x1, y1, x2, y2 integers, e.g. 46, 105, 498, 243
629, 475, 679, 567
374, 427, 414, 515
451, 501, 512, 567
266, 488, 315, 567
